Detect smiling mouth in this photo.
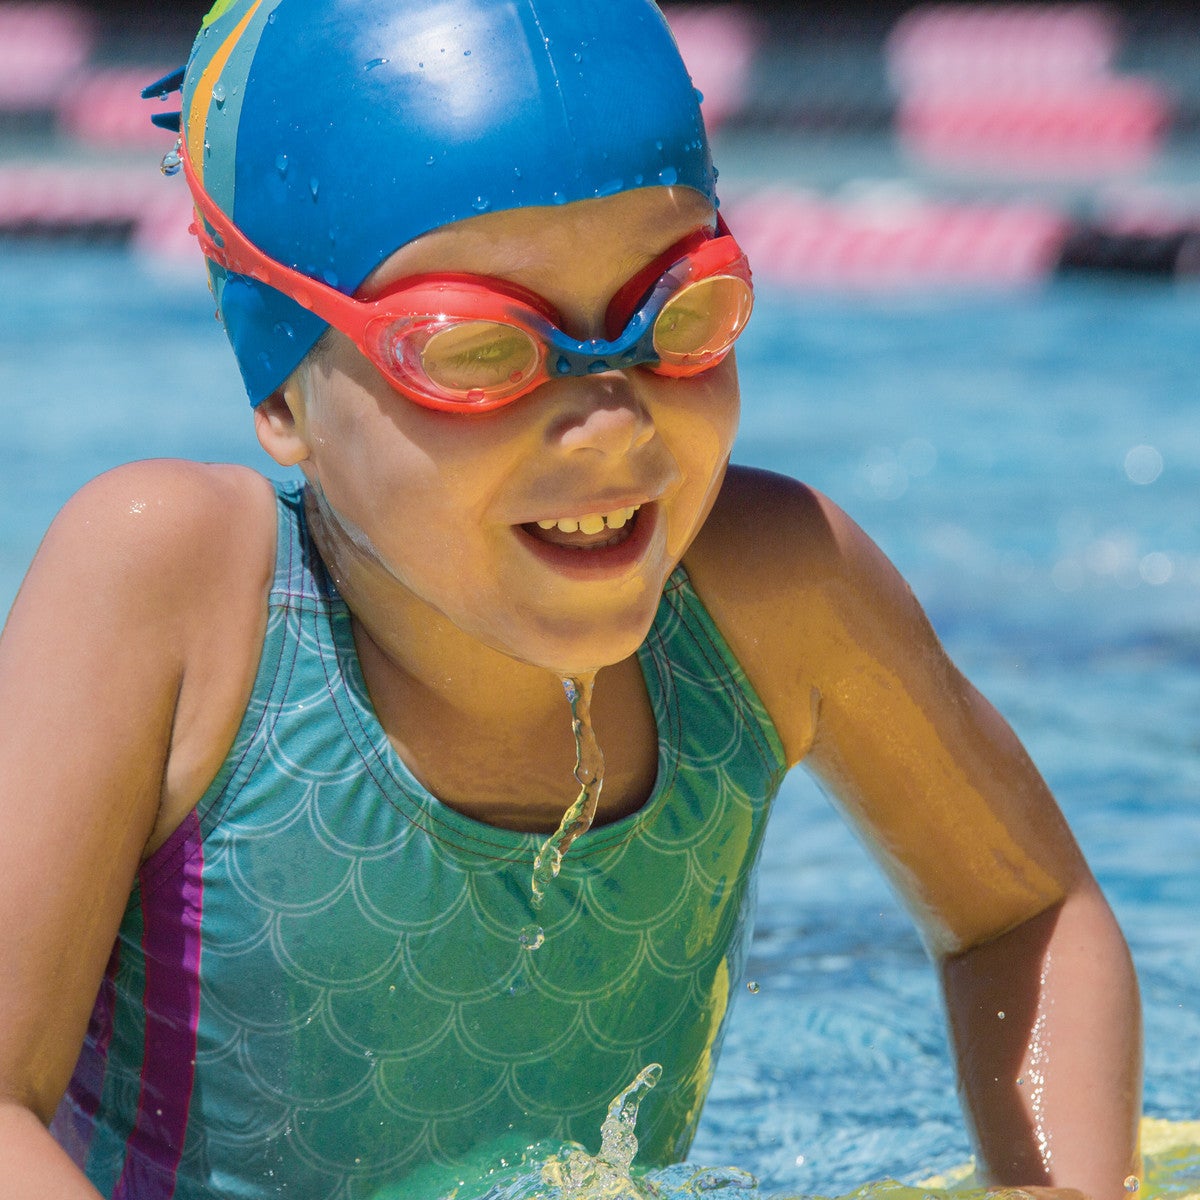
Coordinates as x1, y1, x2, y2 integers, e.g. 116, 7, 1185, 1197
521, 505, 642, 550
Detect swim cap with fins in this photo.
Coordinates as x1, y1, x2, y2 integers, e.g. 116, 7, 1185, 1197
176, 0, 717, 405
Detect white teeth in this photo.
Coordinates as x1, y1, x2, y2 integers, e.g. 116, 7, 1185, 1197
534, 506, 639, 535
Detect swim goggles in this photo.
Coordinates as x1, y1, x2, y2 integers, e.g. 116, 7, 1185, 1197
181, 150, 754, 413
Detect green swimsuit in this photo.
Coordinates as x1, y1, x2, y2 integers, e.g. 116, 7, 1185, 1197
53, 481, 787, 1200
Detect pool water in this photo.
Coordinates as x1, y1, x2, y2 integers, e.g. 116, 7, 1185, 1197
2, 247, 1198, 1195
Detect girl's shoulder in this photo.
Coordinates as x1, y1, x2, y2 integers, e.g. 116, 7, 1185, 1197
18, 459, 281, 856
683, 465, 931, 765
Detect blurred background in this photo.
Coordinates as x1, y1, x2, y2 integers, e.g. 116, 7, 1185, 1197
4, 0, 1200, 268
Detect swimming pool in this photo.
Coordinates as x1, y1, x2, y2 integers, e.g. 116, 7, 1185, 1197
2, 246, 1198, 1195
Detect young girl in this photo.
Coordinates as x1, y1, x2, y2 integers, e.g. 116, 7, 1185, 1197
0, 0, 1141, 1197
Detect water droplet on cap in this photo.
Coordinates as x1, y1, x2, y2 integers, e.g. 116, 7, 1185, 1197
694, 87, 705, 103
658, 166, 678, 185
275, 153, 289, 175
555, 355, 572, 375
471, 196, 490, 213
212, 81, 226, 106
322, 268, 339, 287
159, 147, 182, 176
364, 57, 389, 70
309, 177, 319, 199
747, 981, 760, 994
273, 322, 295, 341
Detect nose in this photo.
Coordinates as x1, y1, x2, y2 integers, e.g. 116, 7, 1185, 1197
547, 382, 655, 457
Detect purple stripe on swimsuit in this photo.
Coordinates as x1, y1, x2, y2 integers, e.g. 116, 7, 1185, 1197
114, 810, 205, 1200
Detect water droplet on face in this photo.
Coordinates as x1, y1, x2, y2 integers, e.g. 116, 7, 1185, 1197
212, 81, 226, 106
275, 152, 288, 175
364, 56, 389, 70
997, 1011, 1006, 1020
747, 981, 760, 994
1125, 1177, 1141, 1193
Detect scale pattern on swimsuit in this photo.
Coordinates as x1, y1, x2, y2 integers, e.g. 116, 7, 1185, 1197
53, 482, 787, 1200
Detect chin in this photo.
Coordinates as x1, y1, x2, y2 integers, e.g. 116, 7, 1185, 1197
490, 609, 658, 678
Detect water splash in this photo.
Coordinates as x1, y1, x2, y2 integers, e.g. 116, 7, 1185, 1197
539, 1064, 664, 1197
456, 1064, 760, 1199
529, 673, 604, 910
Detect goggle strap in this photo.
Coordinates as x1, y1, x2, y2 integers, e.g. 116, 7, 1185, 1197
182, 149, 354, 333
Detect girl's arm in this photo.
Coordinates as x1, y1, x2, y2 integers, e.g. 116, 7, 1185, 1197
0, 1104, 103, 1199
0, 462, 274, 1193
942, 880, 1142, 1195
686, 466, 1142, 1200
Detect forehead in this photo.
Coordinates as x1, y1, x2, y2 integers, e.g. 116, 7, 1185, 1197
365, 186, 717, 297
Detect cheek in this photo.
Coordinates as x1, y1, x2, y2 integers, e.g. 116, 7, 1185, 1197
662, 361, 740, 478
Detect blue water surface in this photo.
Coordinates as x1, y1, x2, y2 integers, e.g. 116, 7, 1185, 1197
1, 248, 1197, 1194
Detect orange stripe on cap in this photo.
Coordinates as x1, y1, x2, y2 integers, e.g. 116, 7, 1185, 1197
186, 0, 264, 179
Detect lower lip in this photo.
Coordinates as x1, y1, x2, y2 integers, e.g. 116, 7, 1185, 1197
514, 506, 658, 579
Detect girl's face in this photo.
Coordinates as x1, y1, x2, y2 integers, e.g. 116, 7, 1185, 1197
263, 186, 741, 675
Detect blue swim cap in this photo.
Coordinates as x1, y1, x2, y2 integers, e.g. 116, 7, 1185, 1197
180, 0, 717, 405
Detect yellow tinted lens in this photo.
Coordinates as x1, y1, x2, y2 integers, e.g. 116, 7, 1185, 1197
420, 322, 540, 395
653, 276, 753, 363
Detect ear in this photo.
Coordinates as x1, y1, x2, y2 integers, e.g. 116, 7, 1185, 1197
254, 383, 310, 467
